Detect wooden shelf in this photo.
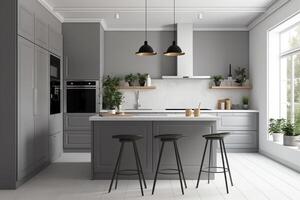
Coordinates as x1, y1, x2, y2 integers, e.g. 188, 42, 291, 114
210, 86, 252, 89
118, 86, 156, 90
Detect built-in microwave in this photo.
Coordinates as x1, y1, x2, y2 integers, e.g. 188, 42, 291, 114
50, 55, 61, 115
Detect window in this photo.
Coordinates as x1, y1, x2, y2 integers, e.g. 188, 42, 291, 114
279, 24, 300, 132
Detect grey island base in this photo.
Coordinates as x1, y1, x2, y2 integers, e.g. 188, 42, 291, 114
90, 114, 219, 180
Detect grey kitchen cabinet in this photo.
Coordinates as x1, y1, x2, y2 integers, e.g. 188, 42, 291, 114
34, 46, 49, 166
217, 112, 258, 152
49, 114, 63, 136
153, 121, 216, 179
17, 37, 50, 181
18, 6, 34, 42
35, 17, 48, 49
93, 122, 153, 179
63, 113, 93, 151
49, 132, 63, 162
18, 37, 35, 180
49, 27, 63, 57
63, 23, 102, 80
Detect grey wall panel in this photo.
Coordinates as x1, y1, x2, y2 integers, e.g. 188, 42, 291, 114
104, 31, 177, 78
193, 31, 249, 76
0, 0, 17, 189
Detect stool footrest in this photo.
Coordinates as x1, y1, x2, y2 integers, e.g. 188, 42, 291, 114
158, 168, 182, 175
200, 166, 229, 174
117, 169, 141, 176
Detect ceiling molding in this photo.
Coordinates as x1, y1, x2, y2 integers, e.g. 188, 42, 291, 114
54, 7, 266, 13
38, 0, 64, 22
103, 27, 249, 31
193, 27, 249, 31
248, 0, 291, 30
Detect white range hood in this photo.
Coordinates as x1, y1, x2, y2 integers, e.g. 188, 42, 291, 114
162, 24, 210, 79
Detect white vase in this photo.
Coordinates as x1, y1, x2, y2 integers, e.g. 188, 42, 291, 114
283, 135, 300, 146
109, 109, 116, 115
146, 74, 151, 86
272, 133, 282, 142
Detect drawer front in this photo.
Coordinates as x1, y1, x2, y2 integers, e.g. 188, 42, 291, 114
64, 131, 91, 149
218, 113, 257, 130
223, 131, 257, 149
64, 114, 92, 131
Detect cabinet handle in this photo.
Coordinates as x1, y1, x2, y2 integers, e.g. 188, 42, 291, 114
65, 56, 69, 77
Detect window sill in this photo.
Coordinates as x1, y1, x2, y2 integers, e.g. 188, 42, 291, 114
267, 139, 300, 151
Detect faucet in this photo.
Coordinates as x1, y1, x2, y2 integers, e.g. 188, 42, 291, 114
135, 91, 141, 110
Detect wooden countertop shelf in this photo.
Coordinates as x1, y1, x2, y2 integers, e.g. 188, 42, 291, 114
210, 86, 252, 89
118, 86, 156, 90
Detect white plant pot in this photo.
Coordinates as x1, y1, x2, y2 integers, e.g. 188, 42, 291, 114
283, 135, 300, 146
109, 109, 116, 115
272, 133, 282, 142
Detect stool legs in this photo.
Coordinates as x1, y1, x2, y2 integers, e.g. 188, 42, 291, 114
108, 142, 124, 193
173, 141, 184, 195
221, 139, 233, 186
133, 141, 147, 189
132, 142, 144, 196
174, 141, 187, 189
219, 140, 229, 194
196, 140, 208, 188
207, 140, 213, 184
152, 142, 165, 195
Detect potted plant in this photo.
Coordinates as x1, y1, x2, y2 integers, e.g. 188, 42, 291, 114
282, 120, 300, 146
212, 75, 223, 87
269, 118, 285, 142
137, 73, 148, 86
242, 96, 249, 110
125, 73, 138, 86
102, 76, 123, 113
234, 67, 247, 86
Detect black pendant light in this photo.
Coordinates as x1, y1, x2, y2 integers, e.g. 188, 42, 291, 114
136, 0, 157, 56
164, 0, 185, 56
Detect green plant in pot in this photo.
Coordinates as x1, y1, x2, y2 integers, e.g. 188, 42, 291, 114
212, 75, 223, 87
234, 67, 247, 86
269, 118, 285, 142
282, 120, 300, 146
102, 76, 123, 113
242, 96, 249, 110
137, 73, 148, 86
125, 73, 138, 86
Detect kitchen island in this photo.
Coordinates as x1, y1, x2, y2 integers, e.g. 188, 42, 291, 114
90, 114, 219, 180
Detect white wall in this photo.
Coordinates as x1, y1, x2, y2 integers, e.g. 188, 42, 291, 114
250, 0, 300, 171
121, 79, 250, 109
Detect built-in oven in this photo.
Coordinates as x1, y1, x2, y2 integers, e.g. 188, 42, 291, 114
50, 55, 61, 115
65, 81, 99, 113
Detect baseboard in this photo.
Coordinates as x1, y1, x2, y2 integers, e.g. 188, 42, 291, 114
64, 149, 91, 153
16, 161, 50, 188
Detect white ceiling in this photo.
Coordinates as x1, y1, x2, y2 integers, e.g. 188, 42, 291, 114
39, 0, 279, 30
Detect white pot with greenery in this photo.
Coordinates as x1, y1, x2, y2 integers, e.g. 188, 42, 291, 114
269, 118, 285, 142
242, 96, 249, 110
282, 120, 300, 146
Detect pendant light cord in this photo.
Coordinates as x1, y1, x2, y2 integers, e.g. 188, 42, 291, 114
173, 0, 176, 42
145, 0, 147, 41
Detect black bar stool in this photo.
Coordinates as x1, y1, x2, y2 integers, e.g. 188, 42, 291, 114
152, 134, 187, 195
196, 132, 233, 193
108, 134, 147, 196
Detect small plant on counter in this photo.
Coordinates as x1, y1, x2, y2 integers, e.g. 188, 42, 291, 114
212, 75, 223, 86
137, 73, 148, 86
269, 118, 285, 142
125, 73, 138, 86
102, 76, 123, 111
282, 120, 300, 146
242, 96, 249, 110
234, 67, 247, 86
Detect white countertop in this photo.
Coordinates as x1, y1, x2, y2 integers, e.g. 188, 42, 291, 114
89, 114, 219, 121
100, 109, 259, 113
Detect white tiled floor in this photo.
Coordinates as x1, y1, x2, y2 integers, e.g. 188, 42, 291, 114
0, 153, 300, 200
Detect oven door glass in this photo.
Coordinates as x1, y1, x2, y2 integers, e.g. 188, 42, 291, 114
67, 89, 96, 113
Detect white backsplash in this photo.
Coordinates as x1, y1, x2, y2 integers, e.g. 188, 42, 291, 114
120, 79, 250, 110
